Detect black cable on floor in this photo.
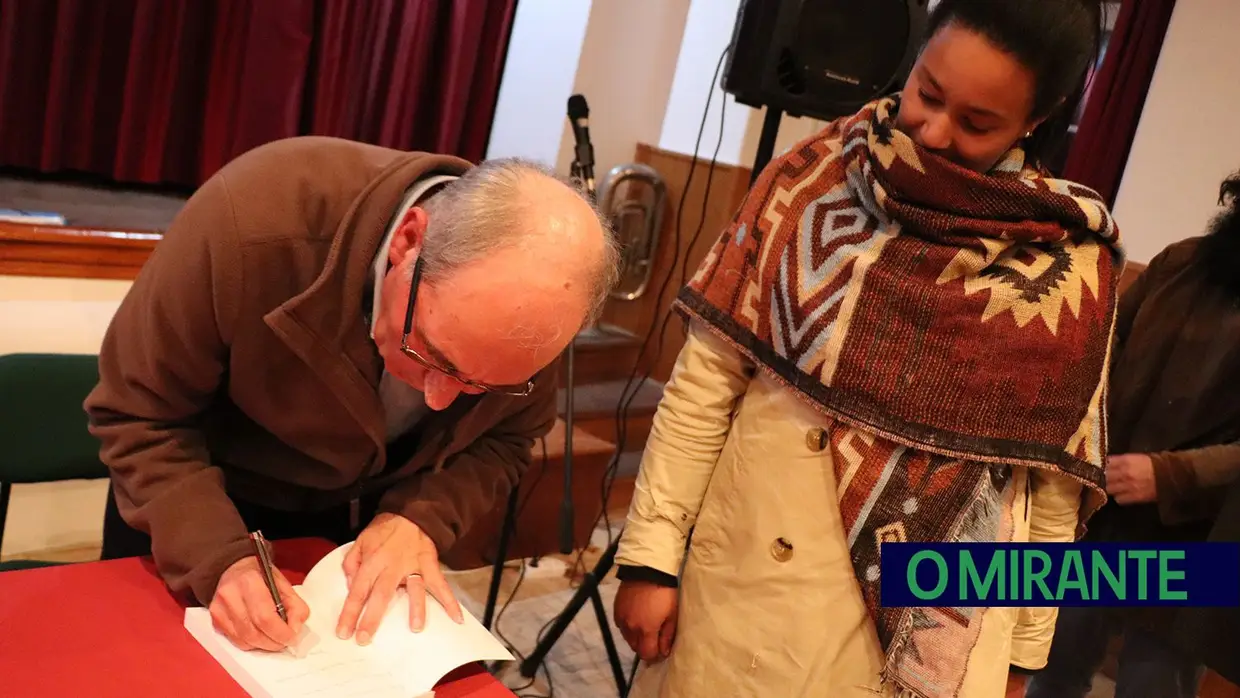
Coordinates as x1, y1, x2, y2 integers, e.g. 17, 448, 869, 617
490, 439, 548, 694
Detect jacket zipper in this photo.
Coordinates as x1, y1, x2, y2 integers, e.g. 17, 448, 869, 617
349, 475, 368, 532
1024, 470, 1031, 522
348, 424, 456, 532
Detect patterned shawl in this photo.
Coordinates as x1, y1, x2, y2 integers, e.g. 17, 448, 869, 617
675, 96, 1123, 697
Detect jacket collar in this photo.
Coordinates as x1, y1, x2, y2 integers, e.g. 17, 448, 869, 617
263, 152, 474, 460
369, 174, 459, 338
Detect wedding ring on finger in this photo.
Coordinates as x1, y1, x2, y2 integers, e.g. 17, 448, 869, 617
405, 572, 423, 586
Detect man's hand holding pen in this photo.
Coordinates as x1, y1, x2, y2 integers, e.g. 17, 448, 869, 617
208, 555, 310, 651
207, 518, 466, 653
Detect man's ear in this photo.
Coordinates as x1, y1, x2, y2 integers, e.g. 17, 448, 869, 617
388, 207, 429, 266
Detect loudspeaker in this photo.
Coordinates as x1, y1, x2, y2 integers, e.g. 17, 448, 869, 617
722, 0, 929, 122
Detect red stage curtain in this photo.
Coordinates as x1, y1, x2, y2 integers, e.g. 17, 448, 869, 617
304, 0, 516, 162
196, 0, 316, 184
1063, 0, 1178, 207
0, 0, 516, 188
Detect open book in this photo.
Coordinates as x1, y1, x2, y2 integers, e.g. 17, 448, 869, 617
184, 542, 514, 697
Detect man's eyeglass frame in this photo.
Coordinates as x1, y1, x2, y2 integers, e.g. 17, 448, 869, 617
400, 257, 536, 397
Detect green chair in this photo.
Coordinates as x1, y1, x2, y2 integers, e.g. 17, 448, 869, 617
0, 353, 109, 572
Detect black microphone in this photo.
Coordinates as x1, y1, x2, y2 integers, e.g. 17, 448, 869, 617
559, 94, 597, 556
566, 94, 596, 196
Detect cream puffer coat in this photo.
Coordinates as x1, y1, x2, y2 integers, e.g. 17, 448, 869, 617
615, 321, 1083, 697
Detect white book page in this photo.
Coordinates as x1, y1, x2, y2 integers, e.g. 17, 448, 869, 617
298, 543, 515, 694
185, 607, 409, 698
184, 542, 512, 697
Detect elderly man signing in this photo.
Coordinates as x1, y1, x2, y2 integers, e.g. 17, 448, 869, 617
84, 137, 618, 653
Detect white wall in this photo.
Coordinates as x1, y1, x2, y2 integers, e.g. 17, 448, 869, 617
0, 276, 129, 353
553, 0, 691, 180
484, 0, 594, 168
656, 0, 753, 165
490, 0, 832, 179
0, 275, 128, 559
1112, 0, 1240, 263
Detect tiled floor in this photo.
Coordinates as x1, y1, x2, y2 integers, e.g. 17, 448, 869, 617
446, 522, 632, 697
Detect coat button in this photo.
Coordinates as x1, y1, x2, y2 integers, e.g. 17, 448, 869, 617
770, 537, 794, 562
806, 427, 828, 452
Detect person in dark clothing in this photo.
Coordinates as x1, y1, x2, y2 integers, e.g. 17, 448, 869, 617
1172, 477, 1240, 687
1028, 171, 1240, 698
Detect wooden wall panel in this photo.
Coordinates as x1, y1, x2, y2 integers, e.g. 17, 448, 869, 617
440, 419, 625, 570
0, 223, 160, 280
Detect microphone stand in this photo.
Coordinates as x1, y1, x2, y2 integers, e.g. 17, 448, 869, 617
497, 99, 787, 692
515, 144, 632, 698
487, 97, 631, 695
479, 151, 587, 641
561, 160, 583, 560
481, 180, 580, 630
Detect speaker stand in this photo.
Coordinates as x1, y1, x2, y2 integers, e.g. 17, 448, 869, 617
749, 106, 783, 185
518, 533, 631, 696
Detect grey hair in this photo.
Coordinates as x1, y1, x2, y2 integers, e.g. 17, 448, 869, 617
415, 156, 620, 326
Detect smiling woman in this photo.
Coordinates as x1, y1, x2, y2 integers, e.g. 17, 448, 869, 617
612, 2, 1117, 698
897, 0, 1104, 173
897, 28, 1040, 173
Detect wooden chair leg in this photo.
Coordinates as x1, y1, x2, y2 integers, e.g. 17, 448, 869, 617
0, 481, 11, 556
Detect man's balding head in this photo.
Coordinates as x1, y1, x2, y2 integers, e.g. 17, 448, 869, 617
420, 160, 617, 322
373, 158, 619, 410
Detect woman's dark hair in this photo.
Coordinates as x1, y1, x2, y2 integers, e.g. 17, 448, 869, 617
925, 0, 1106, 167
1198, 171, 1240, 296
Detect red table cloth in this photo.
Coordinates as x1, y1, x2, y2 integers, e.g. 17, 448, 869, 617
0, 537, 514, 697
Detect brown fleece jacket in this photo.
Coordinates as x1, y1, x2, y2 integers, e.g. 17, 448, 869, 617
84, 136, 559, 604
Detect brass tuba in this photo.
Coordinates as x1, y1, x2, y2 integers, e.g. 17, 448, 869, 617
597, 163, 667, 301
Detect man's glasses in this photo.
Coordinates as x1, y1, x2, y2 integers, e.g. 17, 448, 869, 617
400, 257, 536, 396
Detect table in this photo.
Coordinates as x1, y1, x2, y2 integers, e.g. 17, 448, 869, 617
0, 538, 515, 697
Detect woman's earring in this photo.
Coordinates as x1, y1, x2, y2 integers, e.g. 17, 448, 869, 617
1024, 130, 1034, 138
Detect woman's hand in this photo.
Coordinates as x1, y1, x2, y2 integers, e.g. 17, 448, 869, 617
1106, 453, 1157, 504
335, 513, 464, 644
614, 580, 679, 662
